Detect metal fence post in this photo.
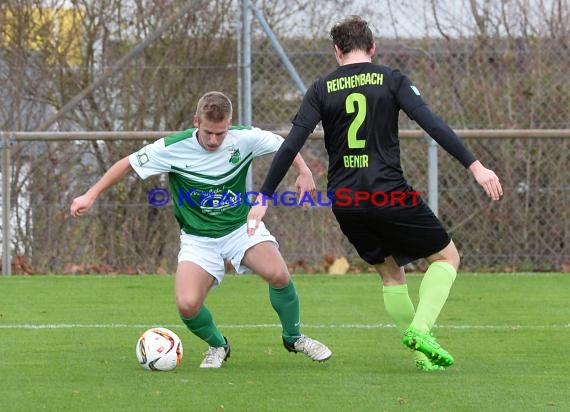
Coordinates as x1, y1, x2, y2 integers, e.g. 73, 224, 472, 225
241, 0, 254, 194
1, 132, 12, 276
426, 134, 439, 217
250, 4, 307, 94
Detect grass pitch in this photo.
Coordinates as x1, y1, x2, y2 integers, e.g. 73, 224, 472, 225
1, 273, 569, 411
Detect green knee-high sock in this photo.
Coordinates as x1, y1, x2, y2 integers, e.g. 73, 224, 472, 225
383, 284, 415, 333
411, 262, 457, 333
384, 284, 430, 362
180, 305, 226, 347
269, 280, 301, 343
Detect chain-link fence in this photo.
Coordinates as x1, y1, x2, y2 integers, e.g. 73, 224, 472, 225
2, 130, 568, 274
1, 0, 569, 274
260, 134, 569, 273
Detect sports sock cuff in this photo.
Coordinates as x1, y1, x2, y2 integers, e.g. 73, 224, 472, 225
269, 280, 294, 293
429, 261, 457, 282
179, 305, 210, 325
382, 284, 409, 294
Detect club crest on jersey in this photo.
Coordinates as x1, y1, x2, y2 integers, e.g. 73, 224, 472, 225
227, 146, 241, 164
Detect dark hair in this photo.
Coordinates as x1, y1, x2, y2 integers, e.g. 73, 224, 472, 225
196, 91, 233, 122
330, 15, 374, 54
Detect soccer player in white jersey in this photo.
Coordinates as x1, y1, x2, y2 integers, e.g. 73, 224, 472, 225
70, 91, 332, 368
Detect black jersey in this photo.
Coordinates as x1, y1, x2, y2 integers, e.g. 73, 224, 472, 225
294, 62, 421, 196
260, 62, 476, 207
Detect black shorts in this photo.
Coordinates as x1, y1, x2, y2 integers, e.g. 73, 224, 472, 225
333, 196, 451, 266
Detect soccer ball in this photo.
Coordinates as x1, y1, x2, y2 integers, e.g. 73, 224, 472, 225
136, 327, 183, 371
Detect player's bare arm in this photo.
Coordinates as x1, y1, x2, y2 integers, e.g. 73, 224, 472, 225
468, 160, 503, 201
246, 202, 267, 236
70, 156, 133, 217
291, 153, 316, 197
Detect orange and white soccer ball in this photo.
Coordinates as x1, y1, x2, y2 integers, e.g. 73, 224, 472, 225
136, 327, 183, 371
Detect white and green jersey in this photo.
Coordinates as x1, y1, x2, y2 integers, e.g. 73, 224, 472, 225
128, 126, 283, 238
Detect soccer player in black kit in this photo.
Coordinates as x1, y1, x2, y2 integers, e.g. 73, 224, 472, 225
247, 15, 503, 371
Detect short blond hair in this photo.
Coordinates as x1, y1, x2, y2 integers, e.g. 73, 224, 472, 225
196, 91, 233, 122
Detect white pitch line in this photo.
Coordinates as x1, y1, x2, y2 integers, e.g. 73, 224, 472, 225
0, 323, 568, 330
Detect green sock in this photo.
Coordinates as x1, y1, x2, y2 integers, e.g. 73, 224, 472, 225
269, 280, 301, 344
411, 262, 457, 333
384, 284, 430, 362
382, 284, 415, 333
180, 305, 226, 347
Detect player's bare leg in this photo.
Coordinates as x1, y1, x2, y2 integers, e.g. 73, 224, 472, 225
176, 261, 230, 368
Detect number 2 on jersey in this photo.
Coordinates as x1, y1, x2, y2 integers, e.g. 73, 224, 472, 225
346, 93, 366, 149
